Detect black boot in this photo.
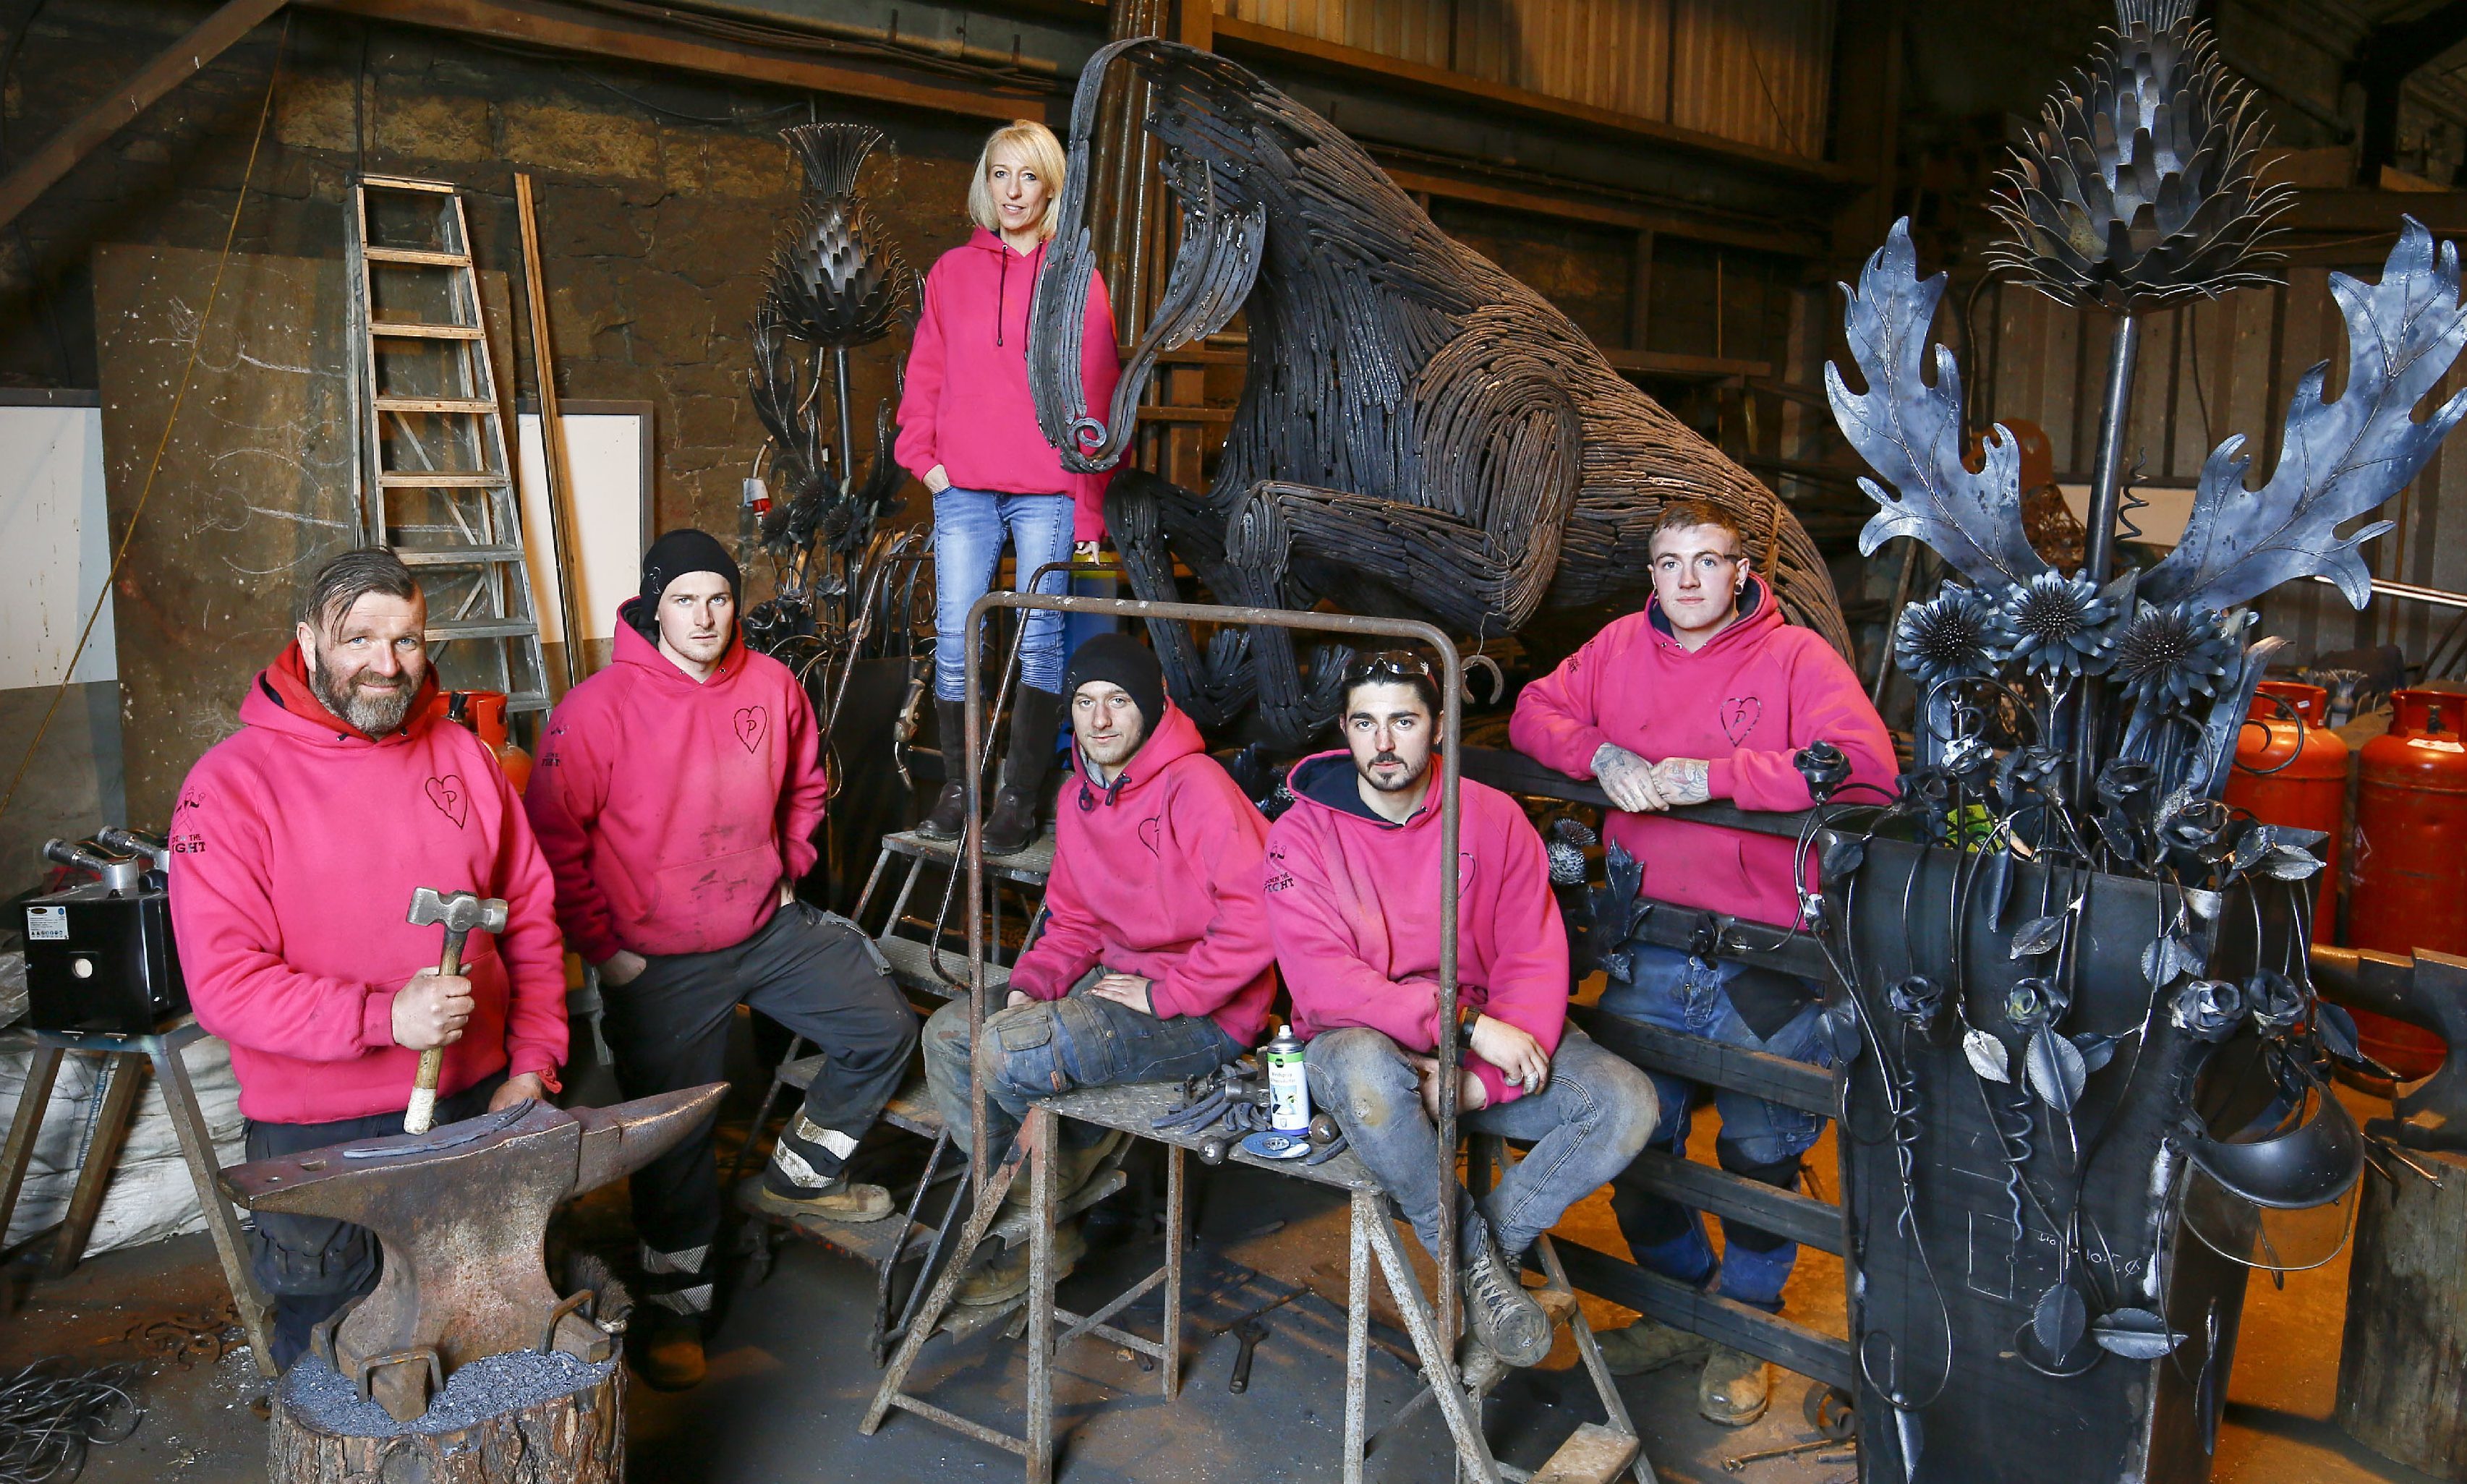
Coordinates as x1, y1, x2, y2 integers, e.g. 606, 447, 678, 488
916, 699, 970, 840
984, 687, 1060, 856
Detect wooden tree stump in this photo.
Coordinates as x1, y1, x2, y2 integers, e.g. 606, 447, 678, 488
2338, 1146, 2467, 1481
268, 1349, 624, 1484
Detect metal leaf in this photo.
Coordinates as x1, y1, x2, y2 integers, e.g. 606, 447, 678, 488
2009, 913, 2066, 959
2141, 218, 2467, 615
2027, 1026, 2089, 1112
1826, 220, 2055, 589
2092, 1307, 2187, 1360
2142, 934, 2183, 987
2033, 1280, 2088, 1358
2073, 1031, 2121, 1073
1965, 1027, 2012, 1083
2259, 845, 2325, 880
1820, 835, 1867, 879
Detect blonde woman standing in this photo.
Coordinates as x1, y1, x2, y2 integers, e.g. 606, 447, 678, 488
898, 119, 1122, 856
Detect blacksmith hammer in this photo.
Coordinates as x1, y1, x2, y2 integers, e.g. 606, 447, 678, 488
222, 1084, 725, 1422
403, 887, 508, 1134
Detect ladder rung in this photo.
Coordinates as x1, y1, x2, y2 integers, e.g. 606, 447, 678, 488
378, 471, 504, 488
370, 321, 483, 340
506, 692, 551, 713
365, 247, 470, 267
375, 396, 496, 414
426, 619, 538, 641
398, 546, 526, 567
361, 174, 458, 193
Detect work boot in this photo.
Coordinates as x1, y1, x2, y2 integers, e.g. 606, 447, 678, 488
916, 700, 971, 840
984, 687, 1061, 856
1460, 1220, 1552, 1368
750, 1176, 895, 1224
1698, 1344, 1772, 1425
630, 1304, 707, 1391
754, 1117, 896, 1222
1594, 1314, 1713, 1376
955, 1219, 1088, 1308
1002, 1129, 1128, 1211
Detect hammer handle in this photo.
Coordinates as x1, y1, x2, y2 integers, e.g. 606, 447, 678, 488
403, 929, 472, 1135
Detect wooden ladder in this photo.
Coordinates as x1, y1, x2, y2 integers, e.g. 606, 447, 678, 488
345, 174, 550, 717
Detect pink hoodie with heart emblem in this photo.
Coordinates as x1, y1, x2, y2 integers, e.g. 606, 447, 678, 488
169, 645, 569, 1125
1508, 577, 1897, 929
523, 602, 828, 963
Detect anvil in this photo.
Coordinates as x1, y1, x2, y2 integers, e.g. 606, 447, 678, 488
223, 1086, 726, 1421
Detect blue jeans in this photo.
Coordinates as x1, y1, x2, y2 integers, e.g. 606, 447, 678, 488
1305, 1026, 1658, 1263
1600, 942, 1833, 1311
924, 969, 1245, 1159
932, 487, 1075, 702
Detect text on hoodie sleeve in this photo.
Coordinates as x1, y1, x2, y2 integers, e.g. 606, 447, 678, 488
1508, 631, 1617, 780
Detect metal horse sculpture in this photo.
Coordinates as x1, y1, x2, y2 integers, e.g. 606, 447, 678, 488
1028, 39, 1848, 741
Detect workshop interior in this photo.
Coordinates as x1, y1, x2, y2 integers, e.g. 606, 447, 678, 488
6, 1, 2467, 1481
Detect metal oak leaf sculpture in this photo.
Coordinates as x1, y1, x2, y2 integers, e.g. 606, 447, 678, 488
1828, 220, 2053, 589
2140, 218, 2467, 613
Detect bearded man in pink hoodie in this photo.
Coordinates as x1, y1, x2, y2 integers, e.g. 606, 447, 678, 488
525, 529, 918, 1391
170, 548, 569, 1373
1509, 500, 1896, 1424
1266, 655, 1659, 1370
922, 635, 1276, 1309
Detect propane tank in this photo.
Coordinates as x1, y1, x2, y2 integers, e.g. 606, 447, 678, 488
422, 689, 535, 795
2225, 681, 2348, 932
2349, 688, 2467, 1079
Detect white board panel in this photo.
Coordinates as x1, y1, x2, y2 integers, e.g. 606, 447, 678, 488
515, 412, 647, 645
2058, 483, 2197, 550
0, 406, 116, 689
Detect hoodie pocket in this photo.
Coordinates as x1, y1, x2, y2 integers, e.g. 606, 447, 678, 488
644, 845, 777, 922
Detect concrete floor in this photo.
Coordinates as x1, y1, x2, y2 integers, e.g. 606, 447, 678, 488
0, 1088, 2447, 1484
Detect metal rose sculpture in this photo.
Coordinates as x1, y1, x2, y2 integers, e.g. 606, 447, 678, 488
1812, 4, 2466, 1480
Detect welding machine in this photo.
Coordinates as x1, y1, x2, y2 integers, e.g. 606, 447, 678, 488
22, 830, 187, 1036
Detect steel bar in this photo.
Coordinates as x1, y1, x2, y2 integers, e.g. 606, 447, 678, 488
1534, 1234, 1653, 1484
1162, 1141, 1184, 1397
1345, 1190, 1372, 1484
2073, 310, 2140, 802
1361, 1191, 1502, 1484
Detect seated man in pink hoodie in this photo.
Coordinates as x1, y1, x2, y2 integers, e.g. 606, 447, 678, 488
170, 548, 568, 1372
1266, 654, 1658, 1369
525, 530, 918, 1391
923, 634, 1277, 1308
1509, 499, 1895, 1423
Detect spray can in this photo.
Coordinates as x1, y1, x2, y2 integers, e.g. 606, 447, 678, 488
1262, 1026, 1311, 1133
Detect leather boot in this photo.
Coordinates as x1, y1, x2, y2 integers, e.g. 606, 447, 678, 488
1460, 1218, 1552, 1368
916, 699, 969, 840
984, 687, 1060, 856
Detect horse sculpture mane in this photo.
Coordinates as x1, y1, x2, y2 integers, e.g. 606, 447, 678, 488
1031, 40, 1849, 739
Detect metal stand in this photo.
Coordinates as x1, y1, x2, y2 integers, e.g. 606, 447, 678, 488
0, 1018, 276, 1376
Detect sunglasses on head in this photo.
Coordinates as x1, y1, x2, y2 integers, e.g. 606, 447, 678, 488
1342, 649, 1436, 688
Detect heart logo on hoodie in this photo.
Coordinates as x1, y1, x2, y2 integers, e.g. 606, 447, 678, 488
1721, 696, 1761, 746
1138, 816, 1161, 855
426, 775, 469, 829
734, 706, 768, 754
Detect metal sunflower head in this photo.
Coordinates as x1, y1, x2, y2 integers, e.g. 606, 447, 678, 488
1986, 0, 2292, 311
1992, 571, 2121, 676
2109, 599, 2244, 709
1896, 581, 2000, 688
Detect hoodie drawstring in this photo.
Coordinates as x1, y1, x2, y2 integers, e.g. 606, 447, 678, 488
995, 254, 1007, 347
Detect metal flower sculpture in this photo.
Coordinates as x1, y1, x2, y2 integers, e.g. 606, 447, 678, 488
2108, 599, 2242, 709
1991, 570, 2121, 677
1894, 581, 1998, 688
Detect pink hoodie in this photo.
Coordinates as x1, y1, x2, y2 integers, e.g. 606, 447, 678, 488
895, 229, 1123, 542
168, 647, 568, 1125
523, 604, 828, 963
1010, 702, 1277, 1046
1509, 578, 1897, 930
1263, 755, 1568, 1107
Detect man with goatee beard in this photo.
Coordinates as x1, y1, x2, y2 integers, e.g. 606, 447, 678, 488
169, 548, 568, 1372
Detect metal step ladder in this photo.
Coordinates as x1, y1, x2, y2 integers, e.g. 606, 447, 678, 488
346, 174, 550, 716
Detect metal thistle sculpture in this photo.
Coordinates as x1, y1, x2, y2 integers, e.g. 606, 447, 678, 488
1023, 39, 1852, 743
1813, 4, 2467, 1479
747, 123, 915, 609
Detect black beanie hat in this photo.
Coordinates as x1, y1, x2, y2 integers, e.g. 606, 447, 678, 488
639, 528, 741, 606
1064, 633, 1165, 733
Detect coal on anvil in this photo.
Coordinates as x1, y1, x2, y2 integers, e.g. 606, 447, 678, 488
221, 1086, 725, 1423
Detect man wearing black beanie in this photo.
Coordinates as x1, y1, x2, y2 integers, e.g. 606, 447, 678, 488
921, 634, 1279, 1308
527, 529, 918, 1391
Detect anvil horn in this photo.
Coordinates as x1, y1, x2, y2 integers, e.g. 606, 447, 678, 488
576, 1081, 728, 1191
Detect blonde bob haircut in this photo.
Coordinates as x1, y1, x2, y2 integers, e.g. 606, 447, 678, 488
966, 120, 1066, 241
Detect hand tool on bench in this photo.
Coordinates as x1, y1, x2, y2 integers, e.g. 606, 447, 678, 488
222, 1084, 725, 1422
402, 887, 508, 1135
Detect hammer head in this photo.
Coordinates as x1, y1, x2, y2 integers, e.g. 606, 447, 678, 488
406, 886, 510, 935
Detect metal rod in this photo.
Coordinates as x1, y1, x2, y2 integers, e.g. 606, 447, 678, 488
2312, 572, 2467, 611
514, 172, 584, 692
2074, 311, 2141, 802
834, 344, 856, 497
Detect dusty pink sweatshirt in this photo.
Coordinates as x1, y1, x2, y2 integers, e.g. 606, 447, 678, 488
169, 647, 568, 1125
523, 605, 828, 963
1509, 578, 1897, 929
1010, 702, 1277, 1046
895, 229, 1123, 541
1264, 754, 1568, 1107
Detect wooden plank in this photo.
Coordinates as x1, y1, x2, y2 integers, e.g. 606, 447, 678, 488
1572, 1005, 1840, 1117
0, 0, 288, 231
368, 322, 485, 340
373, 396, 496, 414
1601, 346, 1773, 380
1554, 1237, 1852, 1389
1379, 163, 1828, 259
363, 246, 471, 267
301, 0, 1041, 123
1622, 1147, 1842, 1255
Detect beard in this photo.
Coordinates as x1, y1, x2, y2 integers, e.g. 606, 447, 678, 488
311, 653, 418, 735
1358, 749, 1430, 793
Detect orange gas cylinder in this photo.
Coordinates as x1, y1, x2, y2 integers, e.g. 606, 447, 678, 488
2349, 688, 2467, 1078
2225, 681, 2348, 930
421, 689, 535, 794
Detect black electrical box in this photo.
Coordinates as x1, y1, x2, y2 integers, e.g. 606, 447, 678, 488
23, 879, 187, 1037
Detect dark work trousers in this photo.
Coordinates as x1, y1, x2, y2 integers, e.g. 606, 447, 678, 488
245, 1075, 503, 1372
598, 900, 919, 1257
